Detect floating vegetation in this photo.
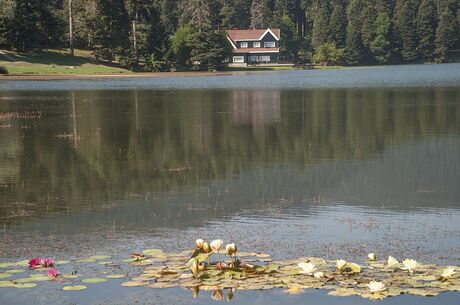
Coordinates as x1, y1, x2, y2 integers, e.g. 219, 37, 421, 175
81, 278, 107, 284
62, 285, 87, 291
0, 242, 459, 301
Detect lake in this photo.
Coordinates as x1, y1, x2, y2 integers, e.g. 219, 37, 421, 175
0, 64, 460, 304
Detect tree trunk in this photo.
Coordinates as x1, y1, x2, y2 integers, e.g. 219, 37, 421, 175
132, 10, 138, 58
69, 0, 74, 56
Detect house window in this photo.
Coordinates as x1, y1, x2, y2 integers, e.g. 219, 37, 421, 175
249, 55, 271, 63
233, 56, 245, 63
240, 42, 248, 48
264, 41, 275, 48
253, 42, 261, 48
260, 56, 271, 62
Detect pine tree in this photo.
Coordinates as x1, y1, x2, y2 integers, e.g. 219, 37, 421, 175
220, 0, 239, 28
93, 0, 131, 61
188, 30, 232, 70
279, 15, 301, 61
434, 0, 458, 62
189, 0, 214, 32
329, 0, 346, 48
361, 5, 376, 49
160, 0, 179, 35
273, 0, 296, 23
345, 0, 366, 63
394, 0, 419, 62
311, 0, 331, 48
0, 0, 14, 48
370, 12, 392, 63
11, 0, 63, 51
234, 0, 252, 28
251, 0, 271, 28
417, 0, 436, 61
345, 23, 365, 64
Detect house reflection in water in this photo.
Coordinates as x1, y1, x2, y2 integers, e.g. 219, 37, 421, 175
231, 90, 281, 134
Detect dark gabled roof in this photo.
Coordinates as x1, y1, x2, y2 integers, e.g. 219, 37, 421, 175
226, 28, 280, 45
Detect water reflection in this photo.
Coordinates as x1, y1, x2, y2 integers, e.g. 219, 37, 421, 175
0, 88, 459, 227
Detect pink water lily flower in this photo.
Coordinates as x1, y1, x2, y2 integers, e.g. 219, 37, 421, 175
47, 268, 60, 277
40, 258, 54, 267
28, 257, 40, 268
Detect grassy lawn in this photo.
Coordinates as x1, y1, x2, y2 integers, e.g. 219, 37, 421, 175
0, 49, 131, 74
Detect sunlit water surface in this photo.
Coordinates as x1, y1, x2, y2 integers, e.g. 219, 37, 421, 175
1, 64, 460, 304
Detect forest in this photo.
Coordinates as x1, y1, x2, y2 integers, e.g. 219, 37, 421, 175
0, 0, 459, 71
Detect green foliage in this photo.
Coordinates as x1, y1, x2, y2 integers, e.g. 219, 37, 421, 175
188, 30, 232, 71
370, 13, 392, 63
417, 0, 437, 61
250, 0, 271, 29
345, 24, 365, 64
311, 1, 331, 48
434, 0, 458, 63
10, 0, 64, 51
171, 24, 193, 65
312, 42, 344, 65
0, 0, 456, 67
278, 15, 302, 61
145, 54, 167, 72
329, 0, 347, 48
0, 65, 8, 74
394, 0, 419, 62
93, 0, 131, 62
0, 0, 14, 48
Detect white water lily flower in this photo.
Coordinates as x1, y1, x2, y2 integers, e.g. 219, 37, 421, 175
441, 267, 457, 279
195, 239, 204, 249
226, 243, 237, 255
368, 253, 376, 261
402, 259, 418, 273
210, 239, 224, 252
314, 271, 325, 279
367, 281, 386, 293
387, 256, 399, 267
298, 262, 316, 275
336, 259, 347, 270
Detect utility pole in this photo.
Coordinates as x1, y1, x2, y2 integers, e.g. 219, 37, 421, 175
69, 0, 74, 56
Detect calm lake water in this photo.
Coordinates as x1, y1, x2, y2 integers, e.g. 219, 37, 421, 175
0, 64, 460, 304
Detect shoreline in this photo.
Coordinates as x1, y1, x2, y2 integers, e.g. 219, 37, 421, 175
0, 71, 249, 81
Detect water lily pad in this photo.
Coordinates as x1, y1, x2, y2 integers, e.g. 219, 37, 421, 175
328, 287, 358, 297
63, 274, 81, 279
12, 278, 33, 283
106, 274, 126, 279
0, 280, 14, 287
121, 281, 149, 287
81, 278, 107, 284
13, 283, 37, 289
142, 249, 164, 256
28, 275, 51, 282
77, 258, 96, 263
54, 260, 70, 265
98, 261, 113, 265
5, 269, 25, 274
147, 282, 178, 288
0, 273, 13, 279
88, 255, 111, 260
63, 285, 87, 291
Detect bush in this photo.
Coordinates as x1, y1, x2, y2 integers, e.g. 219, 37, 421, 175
0, 65, 8, 74
145, 54, 169, 72
313, 42, 345, 66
